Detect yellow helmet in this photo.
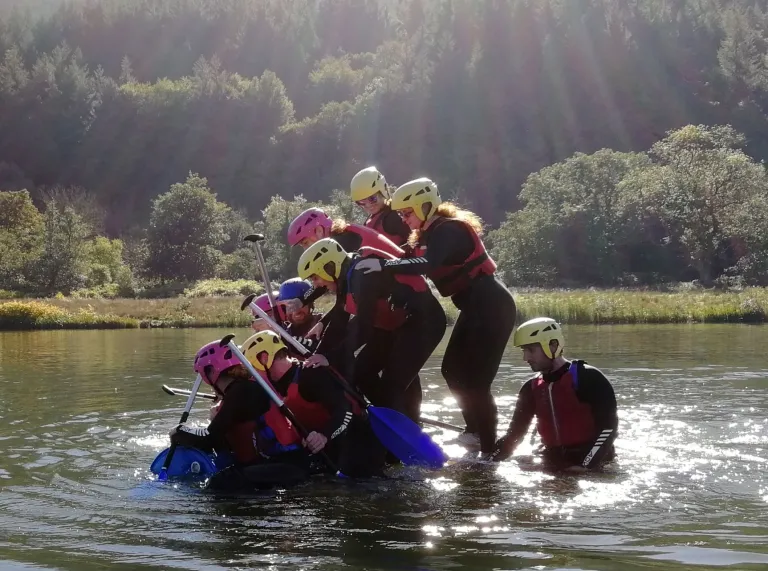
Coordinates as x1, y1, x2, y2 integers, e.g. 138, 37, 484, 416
350, 166, 388, 202
297, 238, 348, 282
513, 317, 565, 359
391, 177, 442, 221
241, 330, 287, 371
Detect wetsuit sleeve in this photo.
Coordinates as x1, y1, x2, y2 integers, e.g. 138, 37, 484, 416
381, 221, 474, 275
313, 294, 350, 360
490, 380, 535, 461
171, 382, 263, 451
575, 365, 618, 468
381, 210, 411, 245
300, 368, 353, 440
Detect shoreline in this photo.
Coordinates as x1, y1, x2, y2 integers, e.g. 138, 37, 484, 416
3, 288, 768, 330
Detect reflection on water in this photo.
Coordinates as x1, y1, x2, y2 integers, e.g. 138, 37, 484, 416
0, 325, 767, 570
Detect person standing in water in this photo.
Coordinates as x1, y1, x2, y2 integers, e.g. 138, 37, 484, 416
354, 177, 516, 455
490, 318, 618, 470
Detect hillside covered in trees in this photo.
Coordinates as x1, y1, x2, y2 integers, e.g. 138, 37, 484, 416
3, 0, 768, 294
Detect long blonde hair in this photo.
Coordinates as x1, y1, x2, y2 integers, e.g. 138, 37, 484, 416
408, 202, 485, 247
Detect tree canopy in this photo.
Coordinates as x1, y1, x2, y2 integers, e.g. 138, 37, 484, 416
3, 0, 768, 292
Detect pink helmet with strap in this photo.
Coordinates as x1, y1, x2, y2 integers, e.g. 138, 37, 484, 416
287, 208, 332, 246
193, 341, 243, 387
251, 291, 284, 321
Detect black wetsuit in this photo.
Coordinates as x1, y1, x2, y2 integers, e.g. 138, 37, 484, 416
492, 361, 618, 469
380, 218, 516, 453
171, 378, 270, 459
316, 255, 447, 424
271, 362, 386, 478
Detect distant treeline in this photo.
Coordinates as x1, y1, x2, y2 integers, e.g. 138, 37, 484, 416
3, 1, 768, 290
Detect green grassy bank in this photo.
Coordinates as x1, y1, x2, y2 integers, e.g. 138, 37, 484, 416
2, 288, 768, 330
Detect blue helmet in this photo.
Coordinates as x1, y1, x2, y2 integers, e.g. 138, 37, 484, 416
279, 277, 311, 301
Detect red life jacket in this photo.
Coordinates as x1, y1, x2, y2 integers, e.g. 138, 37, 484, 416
417, 217, 497, 297
343, 223, 404, 257
260, 403, 301, 445
225, 421, 260, 464
532, 362, 597, 448
283, 370, 332, 433
365, 207, 404, 246
343, 247, 428, 331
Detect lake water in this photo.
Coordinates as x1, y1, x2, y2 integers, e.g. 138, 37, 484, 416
0, 325, 767, 570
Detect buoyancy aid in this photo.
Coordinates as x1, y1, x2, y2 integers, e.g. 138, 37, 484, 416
342, 223, 404, 257
415, 217, 497, 297
364, 207, 405, 246
283, 367, 332, 433
532, 361, 597, 448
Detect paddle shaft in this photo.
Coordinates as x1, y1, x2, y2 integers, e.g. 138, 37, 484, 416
249, 237, 279, 314
159, 373, 204, 480
248, 300, 464, 433
163, 384, 216, 401
222, 339, 343, 476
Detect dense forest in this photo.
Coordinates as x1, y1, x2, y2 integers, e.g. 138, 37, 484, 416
3, 0, 768, 295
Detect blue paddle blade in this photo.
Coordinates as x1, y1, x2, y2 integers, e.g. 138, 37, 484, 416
150, 446, 220, 479
367, 406, 448, 469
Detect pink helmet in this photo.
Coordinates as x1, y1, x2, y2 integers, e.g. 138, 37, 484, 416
193, 341, 243, 387
287, 208, 332, 246
251, 291, 284, 321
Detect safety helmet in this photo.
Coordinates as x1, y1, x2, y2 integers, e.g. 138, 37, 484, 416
287, 208, 332, 247
513, 317, 565, 359
297, 238, 347, 282
193, 341, 243, 386
350, 166, 388, 202
391, 177, 442, 221
278, 277, 311, 301
241, 330, 287, 371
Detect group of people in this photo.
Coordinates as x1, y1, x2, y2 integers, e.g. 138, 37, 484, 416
168, 167, 619, 488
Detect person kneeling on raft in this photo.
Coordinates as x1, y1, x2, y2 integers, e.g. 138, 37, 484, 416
490, 318, 618, 471
242, 329, 387, 478
297, 238, 446, 425
169, 340, 313, 489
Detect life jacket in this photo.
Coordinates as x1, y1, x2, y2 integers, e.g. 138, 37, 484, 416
342, 223, 404, 257
415, 217, 497, 297
225, 421, 261, 464
283, 367, 332, 433
343, 247, 428, 331
532, 361, 597, 448
365, 206, 405, 246
253, 403, 303, 459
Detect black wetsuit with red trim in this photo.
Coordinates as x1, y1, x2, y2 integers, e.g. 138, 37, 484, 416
271, 362, 386, 477
316, 252, 446, 423
365, 205, 412, 247
171, 378, 272, 464
377, 217, 516, 453
492, 360, 618, 468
